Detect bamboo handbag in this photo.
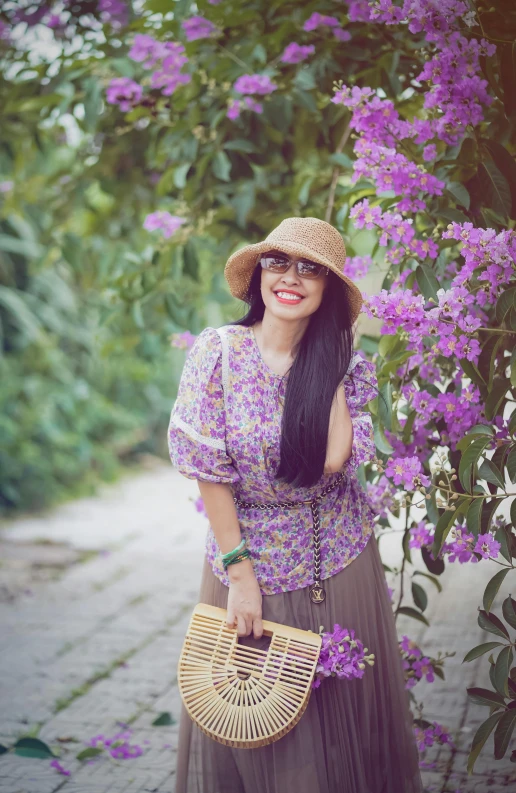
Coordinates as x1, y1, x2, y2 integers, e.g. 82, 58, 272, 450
177, 603, 322, 748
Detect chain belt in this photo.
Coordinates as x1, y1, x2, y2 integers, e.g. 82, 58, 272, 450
233, 469, 347, 605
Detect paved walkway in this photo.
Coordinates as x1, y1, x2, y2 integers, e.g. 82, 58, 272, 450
0, 457, 514, 792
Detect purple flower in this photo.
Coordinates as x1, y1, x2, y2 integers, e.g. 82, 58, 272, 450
313, 623, 374, 687
233, 74, 277, 95
171, 331, 197, 350
98, 0, 128, 29
409, 521, 433, 549
280, 43, 315, 64
50, 759, 70, 776
303, 13, 341, 31
413, 657, 435, 683
182, 15, 216, 42
473, 533, 501, 559
0, 181, 14, 193
384, 456, 430, 490
143, 212, 185, 239
343, 255, 372, 280
106, 78, 142, 112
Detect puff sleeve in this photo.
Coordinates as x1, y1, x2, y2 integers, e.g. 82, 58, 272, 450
167, 327, 240, 484
342, 353, 377, 475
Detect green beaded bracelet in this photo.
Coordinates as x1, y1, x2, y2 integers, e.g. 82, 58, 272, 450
223, 548, 251, 571
221, 539, 246, 566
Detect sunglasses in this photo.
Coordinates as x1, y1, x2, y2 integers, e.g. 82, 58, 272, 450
259, 252, 329, 280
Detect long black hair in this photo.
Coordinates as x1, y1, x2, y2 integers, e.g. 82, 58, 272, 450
230, 261, 355, 488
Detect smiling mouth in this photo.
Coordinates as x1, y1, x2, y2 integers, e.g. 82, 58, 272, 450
274, 291, 304, 303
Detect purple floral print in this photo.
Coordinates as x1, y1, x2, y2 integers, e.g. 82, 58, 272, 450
168, 325, 378, 595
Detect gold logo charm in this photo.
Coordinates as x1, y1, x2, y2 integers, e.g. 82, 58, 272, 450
309, 583, 326, 604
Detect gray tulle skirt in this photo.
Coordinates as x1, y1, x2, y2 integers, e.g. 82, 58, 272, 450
175, 533, 423, 793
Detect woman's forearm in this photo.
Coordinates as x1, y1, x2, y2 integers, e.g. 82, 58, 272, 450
324, 384, 353, 474
197, 480, 243, 555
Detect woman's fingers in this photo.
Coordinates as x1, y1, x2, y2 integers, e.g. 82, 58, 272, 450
252, 617, 263, 640
226, 608, 236, 630
236, 614, 247, 637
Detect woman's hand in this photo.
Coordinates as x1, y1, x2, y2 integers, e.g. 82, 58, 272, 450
226, 558, 263, 639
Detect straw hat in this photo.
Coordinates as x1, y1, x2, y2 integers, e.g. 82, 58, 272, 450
224, 216, 363, 323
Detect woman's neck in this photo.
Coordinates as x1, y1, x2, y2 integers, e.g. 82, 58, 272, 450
253, 311, 309, 372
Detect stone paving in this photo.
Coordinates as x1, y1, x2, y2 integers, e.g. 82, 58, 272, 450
0, 455, 514, 793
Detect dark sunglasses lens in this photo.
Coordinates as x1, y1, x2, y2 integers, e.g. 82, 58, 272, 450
297, 260, 324, 278
260, 255, 289, 272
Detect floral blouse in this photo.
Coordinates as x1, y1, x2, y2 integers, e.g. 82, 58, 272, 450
168, 325, 378, 596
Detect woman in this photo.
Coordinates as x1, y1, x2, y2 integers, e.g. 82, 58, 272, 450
168, 217, 423, 793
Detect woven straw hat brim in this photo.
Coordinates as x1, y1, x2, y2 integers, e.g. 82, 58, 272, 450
224, 240, 363, 324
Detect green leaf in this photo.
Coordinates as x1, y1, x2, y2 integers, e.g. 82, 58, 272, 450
378, 380, 392, 432
467, 712, 503, 774
411, 581, 428, 612
212, 151, 232, 182
466, 498, 483, 537
0, 234, 44, 258
494, 708, 516, 760
483, 569, 510, 613
459, 437, 491, 491
415, 264, 440, 303
506, 446, 516, 484
500, 42, 516, 124
446, 181, 471, 210
485, 377, 510, 422
502, 595, 516, 630
396, 606, 429, 626
478, 459, 506, 490
494, 646, 513, 698
13, 737, 55, 759
495, 288, 516, 325
496, 524, 512, 564
432, 498, 471, 556
183, 240, 200, 282
174, 162, 192, 189
467, 686, 507, 706
421, 544, 445, 576
484, 139, 516, 219
463, 643, 506, 663
152, 711, 176, 726
372, 415, 393, 455
223, 140, 257, 153
479, 159, 512, 218
478, 609, 510, 640
76, 746, 104, 761
413, 570, 442, 593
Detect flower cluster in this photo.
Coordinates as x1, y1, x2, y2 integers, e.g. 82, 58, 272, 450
280, 43, 315, 64
365, 475, 398, 519
106, 77, 142, 112
128, 34, 190, 97
227, 97, 263, 120
313, 624, 375, 688
366, 1, 495, 144
303, 12, 351, 42
414, 721, 455, 754
400, 636, 435, 690
384, 456, 430, 491
170, 331, 197, 350
442, 528, 500, 564
350, 199, 439, 262
409, 521, 434, 550
444, 222, 516, 305
343, 255, 372, 280
182, 15, 217, 42
227, 74, 277, 119
233, 74, 277, 96
143, 211, 185, 238
98, 0, 129, 30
